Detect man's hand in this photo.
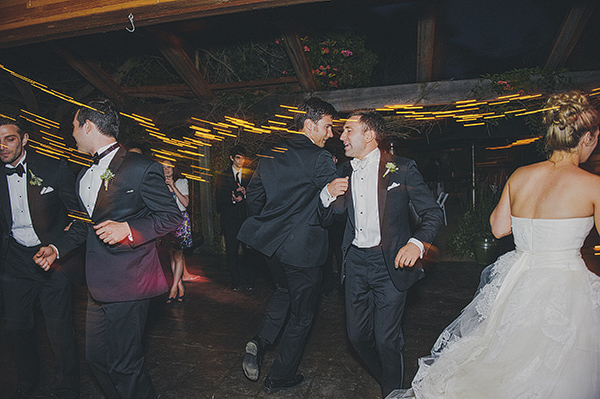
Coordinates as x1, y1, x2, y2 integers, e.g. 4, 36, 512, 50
394, 242, 421, 269
236, 183, 246, 196
94, 220, 131, 245
34, 246, 57, 271
327, 176, 349, 197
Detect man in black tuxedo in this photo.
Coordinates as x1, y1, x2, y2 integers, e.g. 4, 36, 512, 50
328, 111, 443, 397
0, 117, 80, 399
215, 145, 255, 291
34, 100, 182, 399
237, 98, 348, 393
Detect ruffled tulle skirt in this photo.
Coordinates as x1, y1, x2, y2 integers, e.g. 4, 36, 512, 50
399, 249, 600, 399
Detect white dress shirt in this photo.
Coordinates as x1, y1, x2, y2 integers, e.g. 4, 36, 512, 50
350, 148, 381, 248
6, 151, 41, 247
79, 142, 119, 217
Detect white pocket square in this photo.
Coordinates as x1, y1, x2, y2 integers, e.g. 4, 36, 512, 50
40, 186, 54, 195
127, 189, 135, 193
387, 182, 401, 191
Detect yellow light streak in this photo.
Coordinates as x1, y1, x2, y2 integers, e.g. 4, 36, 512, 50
463, 122, 485, 127
497, 94, 520, 99
275, 114, 294, 119
455, 99, 477, 104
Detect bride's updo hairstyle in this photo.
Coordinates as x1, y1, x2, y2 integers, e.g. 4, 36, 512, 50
543, 91, 599, 154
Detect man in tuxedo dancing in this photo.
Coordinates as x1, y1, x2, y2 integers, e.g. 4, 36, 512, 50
0, 117, 80, 399
34, 100, 182, 399
237, 98, 348, 393
215, 145, 255, 291
326, 111, 443, 397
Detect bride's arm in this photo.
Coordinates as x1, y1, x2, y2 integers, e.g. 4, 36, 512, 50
490, 181, 512, 239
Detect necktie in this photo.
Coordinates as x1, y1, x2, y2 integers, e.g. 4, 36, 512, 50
235, 171, 241, 185
5, 163, 25, 177
91, 142, 119, 165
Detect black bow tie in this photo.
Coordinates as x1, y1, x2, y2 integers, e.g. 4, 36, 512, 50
5, 163, 25, 177
91, 143, 119, 165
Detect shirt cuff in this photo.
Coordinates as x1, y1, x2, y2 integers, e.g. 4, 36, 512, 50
49, 244, 60, 259
320, 185, 337, 207
126, 224, 133, 242
408, 238, 424, 259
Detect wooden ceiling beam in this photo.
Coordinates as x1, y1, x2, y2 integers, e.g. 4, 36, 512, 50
152, 29, 215, 100
544, 3, 596, 71
416, 2, 437, 83
0, 0, 327, 49
281, 30, 317, 92
120, 76, 301, 99
49, 42, 125, 106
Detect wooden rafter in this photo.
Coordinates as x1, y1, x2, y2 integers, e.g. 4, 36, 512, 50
49, 42, 125, 106
152, 28, 215, 100
282, 30, 317, 92
120, 76, 302, 99
416, 2, 437, 83
0, 0, 327, 49
544, 3, 596, 70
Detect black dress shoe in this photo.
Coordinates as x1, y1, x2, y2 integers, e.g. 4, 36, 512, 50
242, 336, 264, 381
264, 374, 305, 394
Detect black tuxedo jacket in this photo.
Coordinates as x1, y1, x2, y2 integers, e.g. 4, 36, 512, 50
215, 166, 252, 231
335, 152, 443, 291
237, 135, 338, 268
0, 150, 80, 280
53, 146, 183, 302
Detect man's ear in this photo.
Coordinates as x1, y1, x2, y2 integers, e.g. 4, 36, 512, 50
364, 129, 377, 144
304, 118, 316, 133
22, 132, 29, 147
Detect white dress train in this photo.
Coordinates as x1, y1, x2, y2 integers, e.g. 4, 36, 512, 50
399, 216, 600, 399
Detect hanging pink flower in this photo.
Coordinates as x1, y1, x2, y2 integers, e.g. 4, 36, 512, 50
304, 45, 310, 52
341, 50, 353, 57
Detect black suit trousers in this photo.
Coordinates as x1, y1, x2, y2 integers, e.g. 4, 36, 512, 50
256, 254, 321, 381
1, 238, 79, 396
223, 222, 255, 287
345, 245, 407, 397
85, 297, 156, 399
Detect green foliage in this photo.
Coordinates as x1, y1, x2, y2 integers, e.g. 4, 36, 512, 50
470, 68, 572, 136
299, 33, 378, 90
198, 39, 293, 83
480, 67, 571, 96
448, 185, 501, 258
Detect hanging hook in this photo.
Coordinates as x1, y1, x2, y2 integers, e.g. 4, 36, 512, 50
126, 13, 135, 33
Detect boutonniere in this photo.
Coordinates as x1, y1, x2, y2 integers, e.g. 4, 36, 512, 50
100, 168, 115, 191
29, 170, 43, 186
383, 162, 398, 177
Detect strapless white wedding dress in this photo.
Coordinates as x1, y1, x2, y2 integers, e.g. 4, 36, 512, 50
401, 216, 600, 399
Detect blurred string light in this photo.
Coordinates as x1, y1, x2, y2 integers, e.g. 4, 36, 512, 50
2, 63, 600, 168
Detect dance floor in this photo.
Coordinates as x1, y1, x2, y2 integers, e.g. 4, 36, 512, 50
0, 247, 485, 399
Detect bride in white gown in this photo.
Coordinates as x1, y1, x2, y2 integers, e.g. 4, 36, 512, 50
401, 91, 600, 399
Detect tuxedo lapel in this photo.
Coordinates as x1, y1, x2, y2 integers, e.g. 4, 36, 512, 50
0, 170, 11, 228
342, 163, 356, 230
91, 145, 125, 218
378, 153, 392, 229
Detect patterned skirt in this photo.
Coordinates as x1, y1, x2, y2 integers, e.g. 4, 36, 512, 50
162, 211, 193, 250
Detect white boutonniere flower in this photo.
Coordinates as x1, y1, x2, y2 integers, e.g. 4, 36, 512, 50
383, 162, 398, 177
100, 168, 115, 191
29, 170, 43, 186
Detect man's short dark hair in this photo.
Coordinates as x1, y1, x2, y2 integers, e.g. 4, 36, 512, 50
349, 110, 386, 143
229, 145, 246, 158
294, 97, 337, 131
0, 116, 25, 138
76, 99, 120, 138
